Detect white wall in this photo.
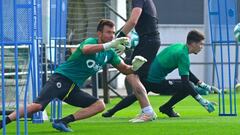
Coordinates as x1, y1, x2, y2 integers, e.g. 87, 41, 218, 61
116, 0, 127, 29
159, 24, 204, 44
114, 0, 127, 89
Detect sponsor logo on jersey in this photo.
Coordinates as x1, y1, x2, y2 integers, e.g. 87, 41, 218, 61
86, 56, 108, 71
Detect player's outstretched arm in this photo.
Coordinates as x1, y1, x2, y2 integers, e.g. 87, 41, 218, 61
82, 37, 129, 54
119, 7, 142, 36
114, 56, 147, 75
197, 81, 221, 94
82, 44, 104, 54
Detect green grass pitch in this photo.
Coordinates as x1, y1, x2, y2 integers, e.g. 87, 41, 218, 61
2, 94, 240, 135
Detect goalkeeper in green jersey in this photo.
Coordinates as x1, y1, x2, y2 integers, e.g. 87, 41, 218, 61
0, 19, 147, 132
103, 30, 220, 120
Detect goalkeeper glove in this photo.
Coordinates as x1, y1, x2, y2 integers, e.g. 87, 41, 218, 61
198, 82, 221, 94
114, 45, 126, 55
131, 56, 147, 71
199, 98, 217, 113
102, 37, 129, 51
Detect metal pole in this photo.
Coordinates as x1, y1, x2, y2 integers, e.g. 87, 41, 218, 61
0, 0, 6, 133
92, 74, 99, 98
102, 66, 109, 103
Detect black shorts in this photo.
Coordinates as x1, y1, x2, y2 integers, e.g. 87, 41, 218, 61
131, 33, 161, 79
141, 78, 183, 95
34, 73, 98, 110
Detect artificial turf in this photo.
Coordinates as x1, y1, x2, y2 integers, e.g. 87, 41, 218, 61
1, 94, 240, 135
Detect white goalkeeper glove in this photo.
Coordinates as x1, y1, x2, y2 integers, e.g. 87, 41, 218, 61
199, 98, 217, 113
102, 37, 129, 51
198, 82, 221, 94
131, 56, 147, 71
114, 45, 126, 55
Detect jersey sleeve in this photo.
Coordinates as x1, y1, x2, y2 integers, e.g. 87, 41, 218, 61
108, 50, 122, 66
178, 53, 190, 76
132, 0, 145, 8
78, 38, 98, 52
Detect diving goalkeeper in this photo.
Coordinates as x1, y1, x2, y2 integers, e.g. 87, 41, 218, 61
0, 19, 147, 132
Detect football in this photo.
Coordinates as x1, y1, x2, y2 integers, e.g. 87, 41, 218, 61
236, 83, 240, 93
234, 23, 240, 42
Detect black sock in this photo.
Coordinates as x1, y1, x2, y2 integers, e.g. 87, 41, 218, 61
0, 117, 11, 129
59, 114, 75, 125
162, 92, 188, 109
109, 94, 137, 115
6, 117, 11, 124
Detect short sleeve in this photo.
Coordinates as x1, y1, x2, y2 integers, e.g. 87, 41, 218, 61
78, 38, 98, 52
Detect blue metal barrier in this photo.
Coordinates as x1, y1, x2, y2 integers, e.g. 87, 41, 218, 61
208, 0, 238, 116
49, 0, 68, 121
1, 0, 42, 134
1, 0, 68, 134
0, 1, 6, 135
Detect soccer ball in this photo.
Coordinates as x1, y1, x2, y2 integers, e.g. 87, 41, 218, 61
234, 23, 240, 42
129, 31, 139, 49
236, 83, 240, 93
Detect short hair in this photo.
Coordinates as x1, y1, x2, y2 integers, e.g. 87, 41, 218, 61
97, 19, 115, 32
187, 30, 205, 44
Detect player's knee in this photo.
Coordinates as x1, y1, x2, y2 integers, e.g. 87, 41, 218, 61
30, 103, 43, 113
95, 100, 105, 112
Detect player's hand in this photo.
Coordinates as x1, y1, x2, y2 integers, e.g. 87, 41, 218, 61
114, 46, 126, 55
198, 82, 221, 94
131, 56, 147, 71
199, 98, 217, 113
103, 37, 129, 50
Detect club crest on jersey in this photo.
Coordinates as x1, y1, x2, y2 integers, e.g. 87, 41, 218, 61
56, 82, 62, 88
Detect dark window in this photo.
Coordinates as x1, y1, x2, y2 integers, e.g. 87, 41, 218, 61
153, 0, 204, 24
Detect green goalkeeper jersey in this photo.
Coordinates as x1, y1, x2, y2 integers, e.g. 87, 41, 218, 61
55, 38, 121, 87
147, 43, 190, 83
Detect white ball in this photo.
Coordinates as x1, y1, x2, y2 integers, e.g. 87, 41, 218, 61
236, 83, 240, 89
234, 23, 240, 42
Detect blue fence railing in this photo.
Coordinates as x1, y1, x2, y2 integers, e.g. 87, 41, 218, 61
0, 0, 43, 134
208, 0, 238, 116
49, 0, 68, 122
